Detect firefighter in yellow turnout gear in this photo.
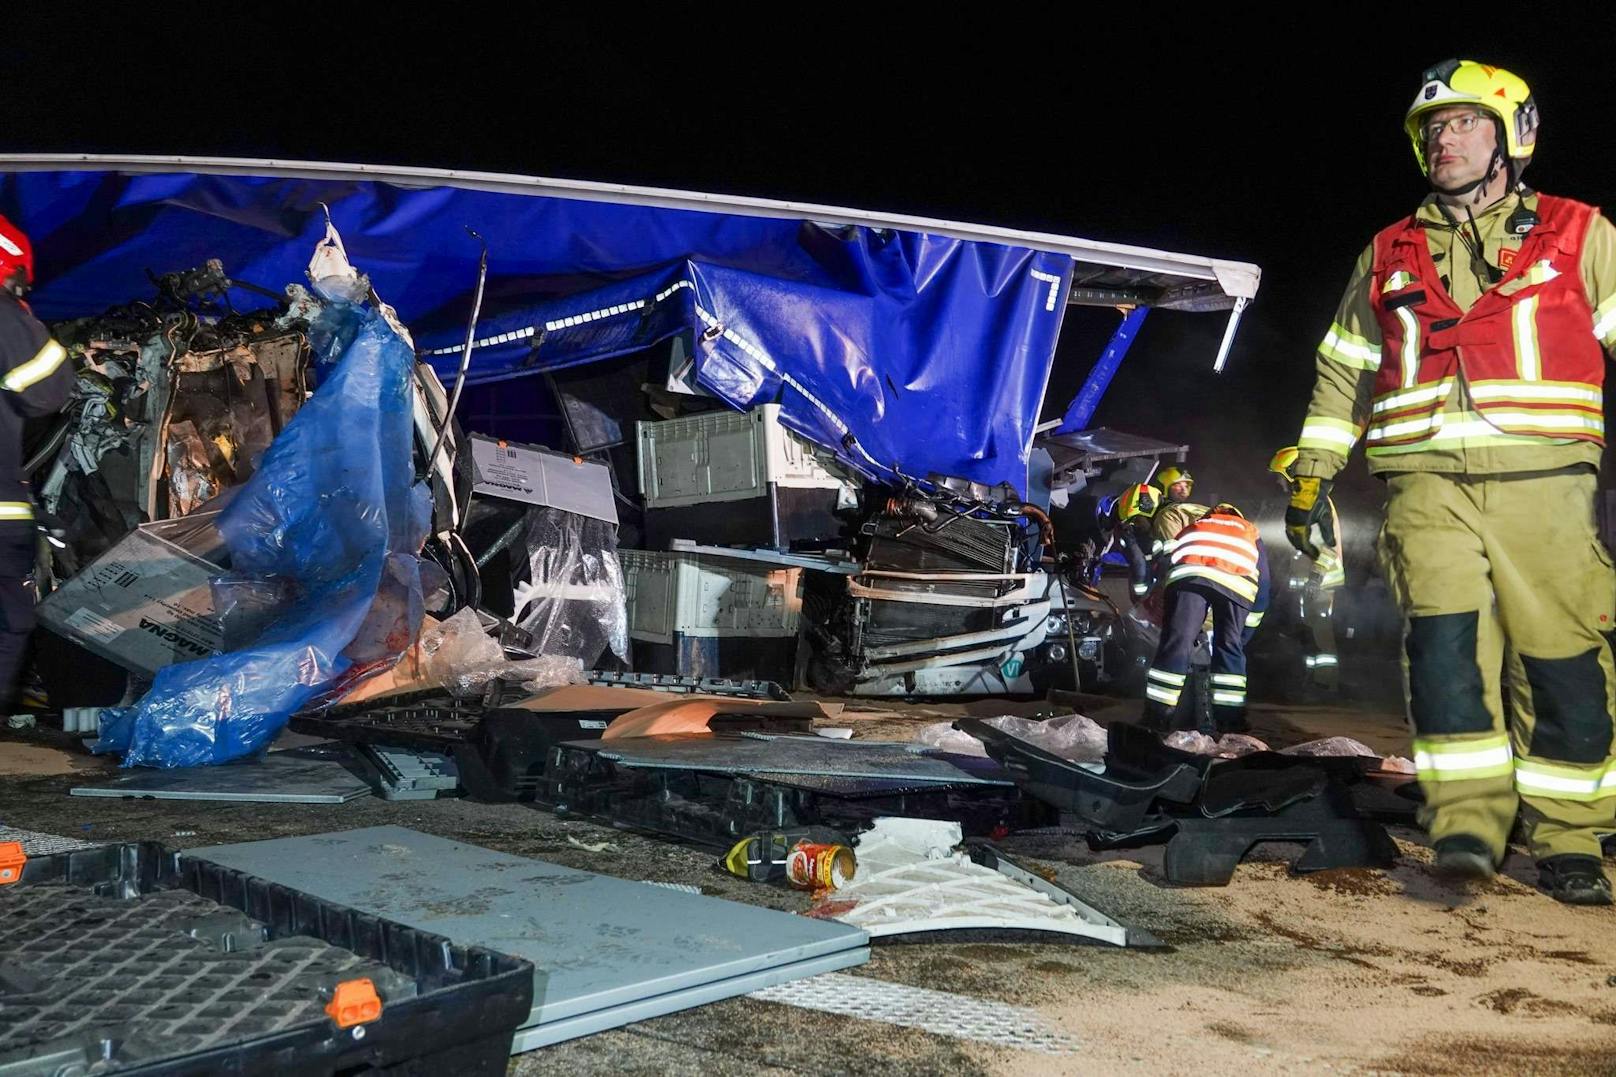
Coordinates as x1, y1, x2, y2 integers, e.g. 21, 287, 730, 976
1287, 60, 1616, 904
1149, 468, 1210, 570
1271, 446, 1345, 691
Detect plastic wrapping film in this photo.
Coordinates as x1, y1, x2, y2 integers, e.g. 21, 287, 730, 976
416, 607, 584, 697
918, 714, 1109, 764
1163, 732, 1272, 758
509, 506, 628, 669
95, 287, 434, 767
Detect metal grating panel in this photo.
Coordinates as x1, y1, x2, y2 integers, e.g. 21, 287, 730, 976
0, 826, 97, 855
751, 973, 1079, 1054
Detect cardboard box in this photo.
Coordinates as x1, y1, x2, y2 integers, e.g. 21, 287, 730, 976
38, 511, 229, 677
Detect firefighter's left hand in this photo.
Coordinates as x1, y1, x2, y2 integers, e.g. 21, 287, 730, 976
1285, 477, 1333, 559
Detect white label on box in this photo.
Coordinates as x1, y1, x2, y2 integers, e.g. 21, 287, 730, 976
578, 720, 609, 730
64, 607, 125, 643
470, 436, 618, 525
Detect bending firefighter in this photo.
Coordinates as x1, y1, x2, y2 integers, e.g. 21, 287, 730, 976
0, 216, 73, 710
1110, 482, 1163, 597
1271, 445, 1345, 691
1142, 503, 1269, 734
1286, 60, 1616, 904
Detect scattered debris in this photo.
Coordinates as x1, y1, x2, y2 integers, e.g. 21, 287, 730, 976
1282, 736, 1380, 758
1165, 730, 1271, 757
962, 717, 1399, 885
566, 836, 620, 854
804, 817, 1157, 947
918, 713, 1109, 762
723, 827, 855, 884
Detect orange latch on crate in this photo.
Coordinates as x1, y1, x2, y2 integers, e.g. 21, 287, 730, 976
326, 978, 383, 1029
0, 842, 24, 885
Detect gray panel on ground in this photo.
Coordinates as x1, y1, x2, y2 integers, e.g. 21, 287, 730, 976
581, 734, 1014, 785
68, 746, 373, 803
186, 826, 869, 1046
509, 948, 868, 1051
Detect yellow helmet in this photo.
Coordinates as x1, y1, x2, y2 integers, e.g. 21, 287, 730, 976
1405, 59, 1538, 177
1211, 502, 1245, 519
1156, 466, 1193, 492
1268, 446, 1300, 478
1117, 483, 1162, 523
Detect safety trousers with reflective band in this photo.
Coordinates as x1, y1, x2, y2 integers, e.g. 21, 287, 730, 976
1379, 469, 1616, 861
1141, 580, 1251, 729
1298, 582, 1339, 690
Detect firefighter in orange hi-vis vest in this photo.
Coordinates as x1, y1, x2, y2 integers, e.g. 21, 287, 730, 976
1141, 503, 1269, 736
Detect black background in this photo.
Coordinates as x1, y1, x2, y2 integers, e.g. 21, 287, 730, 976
7, 6, 1616, 525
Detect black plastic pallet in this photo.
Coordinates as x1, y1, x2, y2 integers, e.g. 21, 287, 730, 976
962, 718, 1400, 886
540, 741, 1035, 848
0, 843, 533, 1076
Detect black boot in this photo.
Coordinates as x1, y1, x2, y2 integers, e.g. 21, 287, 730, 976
1537, 855, 1614, 906
1139, 701, 1179, 734
1431, 835, 1496, 882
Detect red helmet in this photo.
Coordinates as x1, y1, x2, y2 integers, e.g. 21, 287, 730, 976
0, 215, 33, 289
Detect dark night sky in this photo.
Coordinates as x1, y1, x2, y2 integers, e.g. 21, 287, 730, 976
7, 6, 1616, 519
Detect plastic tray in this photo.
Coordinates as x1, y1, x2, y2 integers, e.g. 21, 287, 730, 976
0, 842, 533, 1076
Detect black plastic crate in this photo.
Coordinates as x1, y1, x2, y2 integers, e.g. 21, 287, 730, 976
0, 842, 534, 1076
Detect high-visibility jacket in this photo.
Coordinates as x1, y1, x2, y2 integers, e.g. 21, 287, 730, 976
0, 292, 72, 521
1292, 191, 1616, 481
1363, 194, 1606, 455
1165, 512, 1268, 606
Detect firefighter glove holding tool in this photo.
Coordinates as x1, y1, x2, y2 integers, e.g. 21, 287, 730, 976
1285, 477, 1334, 558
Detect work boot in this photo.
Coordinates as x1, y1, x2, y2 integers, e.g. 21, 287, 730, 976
1431, 835, 1496, 882
1138, 701, 1181, 735
1537, 855, 1614, 906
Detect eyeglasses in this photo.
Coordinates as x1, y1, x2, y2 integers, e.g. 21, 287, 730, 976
1420, 112, 1486, 143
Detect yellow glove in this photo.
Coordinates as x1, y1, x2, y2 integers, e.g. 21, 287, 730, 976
1285, 477, 1334, 559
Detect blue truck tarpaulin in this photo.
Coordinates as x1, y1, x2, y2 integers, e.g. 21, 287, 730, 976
2, 169, 1073, 492
93, 290, 433, 767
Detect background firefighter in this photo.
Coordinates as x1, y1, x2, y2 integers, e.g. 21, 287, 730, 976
1271, 445, 1345, 693
1285, 59, 1616, 904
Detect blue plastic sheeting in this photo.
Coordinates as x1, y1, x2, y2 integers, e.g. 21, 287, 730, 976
94, 297, 433, 767
2, 170, 1073, 492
